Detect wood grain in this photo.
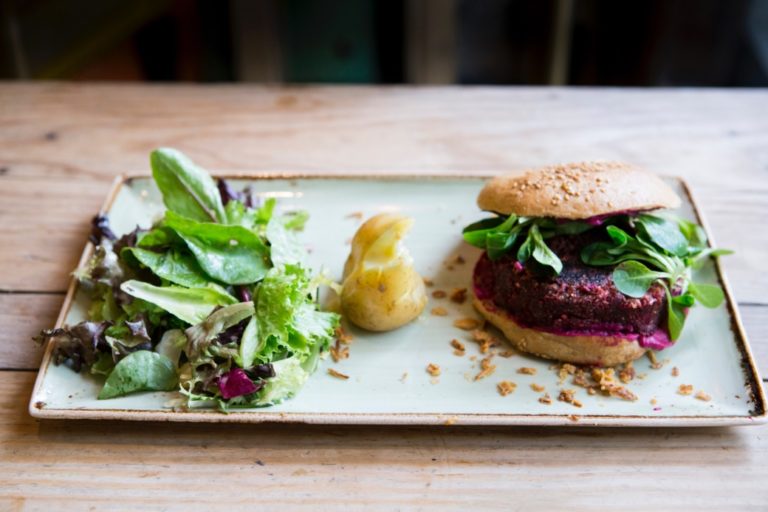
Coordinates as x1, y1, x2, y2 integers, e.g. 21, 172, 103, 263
0, 294, 62, 369
1, 371, 767, 510
0, 84, 767, 509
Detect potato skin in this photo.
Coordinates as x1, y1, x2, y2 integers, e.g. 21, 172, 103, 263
341, 214, 427, 331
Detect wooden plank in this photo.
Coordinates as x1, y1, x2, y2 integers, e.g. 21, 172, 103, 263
0, 294, 62, 369
0, 371, 766, 509
0, 177, 109, 292
0, 84, 765, 177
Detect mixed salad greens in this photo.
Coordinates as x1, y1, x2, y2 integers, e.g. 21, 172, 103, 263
463, 212, 731, 341
36, 148, 339, 410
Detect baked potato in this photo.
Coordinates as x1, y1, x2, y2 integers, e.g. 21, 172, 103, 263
341, 213, 427, 331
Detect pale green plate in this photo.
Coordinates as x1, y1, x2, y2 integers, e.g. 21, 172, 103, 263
30, 175, 766, 426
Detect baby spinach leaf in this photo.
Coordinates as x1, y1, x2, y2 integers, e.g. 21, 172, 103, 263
165, 211, 270, 285
486, 231, 517, 260
676, 217, 708, 248
612, 261, 667, 298
672, 292, 695, 308
687, 282, 725, 308
529, 225, 563, 274
690, 248, 734, 269
581, 241, 621, 266
635, 215, 688, 256
605, 225, 631, 247
136, 226, 183, 249
664, 286, 686, 341
98, 351, 178, 399
462, 215, 516, 248
124, 247, 209, 288
120, 280, 237, 324
150, 148, 227, 223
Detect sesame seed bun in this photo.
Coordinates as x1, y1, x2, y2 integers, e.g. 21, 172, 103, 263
477, 161, 681, 219
473, 295, 646, 366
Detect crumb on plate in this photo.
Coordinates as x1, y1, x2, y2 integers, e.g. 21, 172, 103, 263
472, 329, 500, 354
474, 356, 496, 381
449, 288, 467, 304
695, 391, 712, 402
497, 381, 517, 396
453, 317, 481, 330
558, 389, 582, 408
450, 338, 465, 356
328, 368, 349, 380
335, 326, 354, 344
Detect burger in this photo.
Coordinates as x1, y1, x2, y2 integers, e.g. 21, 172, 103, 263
463, 161, 728, 366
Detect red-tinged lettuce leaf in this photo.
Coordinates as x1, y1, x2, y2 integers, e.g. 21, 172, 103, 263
217, 368, 261, 399
90, 215, 116, 245
34, 321, 110, 372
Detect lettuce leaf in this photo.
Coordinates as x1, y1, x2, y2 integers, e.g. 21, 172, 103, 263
120, 280, 237, 324
123, 247, 209, 288
150, 148, 227, 223
266, 216, 307, 268
252, 356, 309, 406
254, 265, 339, 363
164, 211, 271, 285
99, 351, 178, 399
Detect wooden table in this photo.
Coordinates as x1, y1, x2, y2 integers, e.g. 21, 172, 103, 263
1, 83, 766, 510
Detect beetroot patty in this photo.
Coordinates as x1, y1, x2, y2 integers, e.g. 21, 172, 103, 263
473, 232, 667, 335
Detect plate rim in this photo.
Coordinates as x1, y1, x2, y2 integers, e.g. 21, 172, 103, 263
29, 172, 767, 426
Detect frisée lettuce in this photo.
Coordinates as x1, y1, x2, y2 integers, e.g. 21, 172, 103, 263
35, 148, 339, 410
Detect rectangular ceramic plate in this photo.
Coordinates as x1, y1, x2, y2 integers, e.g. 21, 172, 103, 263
30, 174, 766, 426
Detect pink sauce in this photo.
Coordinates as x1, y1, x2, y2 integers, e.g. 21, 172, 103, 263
559, 209, 650, 226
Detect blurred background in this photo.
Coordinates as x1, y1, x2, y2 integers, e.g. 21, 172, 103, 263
1, 0, 766, 86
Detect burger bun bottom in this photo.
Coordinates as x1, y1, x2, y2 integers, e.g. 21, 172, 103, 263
473, 296, 646, 367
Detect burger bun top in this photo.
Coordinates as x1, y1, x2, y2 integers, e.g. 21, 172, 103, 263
477, 161, 681, 219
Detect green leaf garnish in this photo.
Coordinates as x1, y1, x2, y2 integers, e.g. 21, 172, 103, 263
98, 351, 178, 399
150, 148, 227, 223
612, 261, 667, 298
687, 282, 725, 308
